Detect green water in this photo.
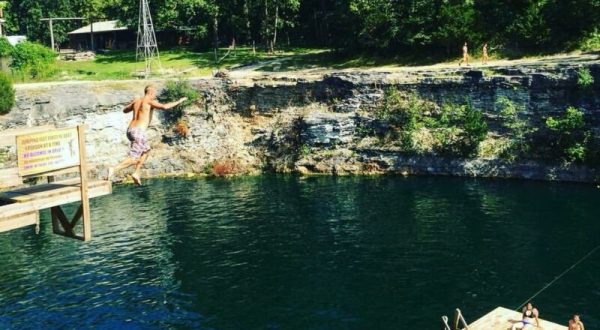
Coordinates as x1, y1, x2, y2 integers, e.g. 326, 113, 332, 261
0, 176, 599, 329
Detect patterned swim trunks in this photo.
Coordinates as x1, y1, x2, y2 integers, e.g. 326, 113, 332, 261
126, 127, 151, 159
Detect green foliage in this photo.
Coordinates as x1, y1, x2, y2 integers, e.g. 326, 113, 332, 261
10, 42, 56, 79
434, 103, 488, 157
4, 0, 599, 55
580, 29, 600, 51
375, 89, 487, 158
161, 80, 199, 107
299, 144, 311, 157
0, 72, 15, 115
159, 80, 200, 124
0, 37, 13, 58
577, 67, 594, 89
544, 106, 591, 163
497, 97, 536, 160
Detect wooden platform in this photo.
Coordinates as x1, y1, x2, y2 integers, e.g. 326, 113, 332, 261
467, 307, 567, 330
0, 178, 112, 232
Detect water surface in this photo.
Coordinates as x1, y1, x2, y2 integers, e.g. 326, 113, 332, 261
0, 176, 599, 329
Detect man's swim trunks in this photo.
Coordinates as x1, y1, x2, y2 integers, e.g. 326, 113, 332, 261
126, 127, 151, 159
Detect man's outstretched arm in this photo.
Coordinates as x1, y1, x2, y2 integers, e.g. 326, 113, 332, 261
150, 97, 188, 110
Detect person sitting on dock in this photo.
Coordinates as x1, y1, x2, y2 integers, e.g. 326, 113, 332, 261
511, 302, 540, 329
106, 85, 187, 185
568, 313, 585, 330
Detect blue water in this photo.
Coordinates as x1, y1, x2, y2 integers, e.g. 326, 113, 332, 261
0, 176, 599, 329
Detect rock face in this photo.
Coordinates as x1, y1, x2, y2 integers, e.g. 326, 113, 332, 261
1, 61, 600, 182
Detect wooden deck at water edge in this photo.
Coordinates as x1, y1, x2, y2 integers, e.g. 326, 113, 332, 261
466, 307, 567, 330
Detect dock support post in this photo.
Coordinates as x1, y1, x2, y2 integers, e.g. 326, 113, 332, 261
78, 125, 91, 241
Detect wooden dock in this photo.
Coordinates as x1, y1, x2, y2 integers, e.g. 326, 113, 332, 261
466, 307, 567, 330
0, 125, 112, 241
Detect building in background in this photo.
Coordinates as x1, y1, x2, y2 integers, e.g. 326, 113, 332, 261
68, 20, 135, 51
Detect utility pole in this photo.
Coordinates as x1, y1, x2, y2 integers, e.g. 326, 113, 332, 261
40, 17, 85, 51
0, 1, 6, 36
136, 0, 161, 77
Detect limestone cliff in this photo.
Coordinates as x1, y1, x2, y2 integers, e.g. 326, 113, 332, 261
1, 61, 599, 182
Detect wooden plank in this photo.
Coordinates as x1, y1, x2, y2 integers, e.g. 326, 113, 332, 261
0, 211, 38, 233
466, 306, 567, 330
77, 125, 92, 241
22, 166, 81, 180
1, 166, 81, 190
0, 125, 55, 147
0, 179, 112, 220
0, 168, 22, 189
0, 178, 109, 202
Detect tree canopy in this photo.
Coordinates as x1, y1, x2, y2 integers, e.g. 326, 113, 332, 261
2, 0, 599, 55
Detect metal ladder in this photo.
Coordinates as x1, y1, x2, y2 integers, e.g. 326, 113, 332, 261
441, 308, 470, 330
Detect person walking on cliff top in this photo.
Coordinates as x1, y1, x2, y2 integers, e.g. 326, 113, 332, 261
106, 85, 187, 185
482, 43, 489, 64
459, 42, 469, 66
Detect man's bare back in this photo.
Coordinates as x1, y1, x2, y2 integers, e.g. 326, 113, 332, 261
107, 85, 188, 185
124, 86, 187, 130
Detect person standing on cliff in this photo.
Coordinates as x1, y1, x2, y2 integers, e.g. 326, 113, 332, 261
459, 42, 469, 66
482, 43, 489, 64
106, 85, 187, 185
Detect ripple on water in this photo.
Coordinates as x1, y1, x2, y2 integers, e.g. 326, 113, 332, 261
0, 176, 599, 329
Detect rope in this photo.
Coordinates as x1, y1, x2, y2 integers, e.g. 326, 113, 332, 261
515, 244, 600, 311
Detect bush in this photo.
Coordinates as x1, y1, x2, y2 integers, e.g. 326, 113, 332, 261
544, 106, 591, 163
376, 88, 487, 157
432, 103, 488, 157
497, 97, 536, 160
577, 67, 594, 89
10, 42, 57, 79
159, 79, 200, 125
160, 80, 199, 108
580, 29, 600, 51
0, 37, 13, 58
0, 72, 15, 115
160, 80, 200, 137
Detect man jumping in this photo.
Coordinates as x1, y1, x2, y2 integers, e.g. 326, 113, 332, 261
107, 85, 187, 185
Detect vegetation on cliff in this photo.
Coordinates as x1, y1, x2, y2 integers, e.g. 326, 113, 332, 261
0, 72, 15, 115
371, 88, 488, 158
355, 90, 600, 167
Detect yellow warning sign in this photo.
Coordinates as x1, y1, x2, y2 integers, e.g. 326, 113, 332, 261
16, 128, 80, 176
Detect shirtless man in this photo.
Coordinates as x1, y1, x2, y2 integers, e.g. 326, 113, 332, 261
107, 85, 187, 185
482, 43, 489, 64
459, 42, 469, 66
568, 314, 585, 330
511, 302, 540, 329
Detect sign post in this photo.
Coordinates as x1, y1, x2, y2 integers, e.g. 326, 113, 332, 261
16, 125, 92, 241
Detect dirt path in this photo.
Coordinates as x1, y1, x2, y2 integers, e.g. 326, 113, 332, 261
228, 51, 599, 82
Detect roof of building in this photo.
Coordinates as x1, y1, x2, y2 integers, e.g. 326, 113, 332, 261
68, 20, 129, 35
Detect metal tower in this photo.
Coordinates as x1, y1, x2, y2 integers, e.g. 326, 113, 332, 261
136, 0, 161, 76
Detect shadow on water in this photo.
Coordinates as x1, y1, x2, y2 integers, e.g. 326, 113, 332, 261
0, 175, 599, 329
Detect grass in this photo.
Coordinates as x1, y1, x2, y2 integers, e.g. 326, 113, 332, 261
41, 46, 322, 81
10, 41, 600, 82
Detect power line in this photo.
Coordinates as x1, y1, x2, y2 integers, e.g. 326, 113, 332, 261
515, 244, 600, 311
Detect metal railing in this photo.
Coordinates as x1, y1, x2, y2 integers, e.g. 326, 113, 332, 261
441, 308, 470, 330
